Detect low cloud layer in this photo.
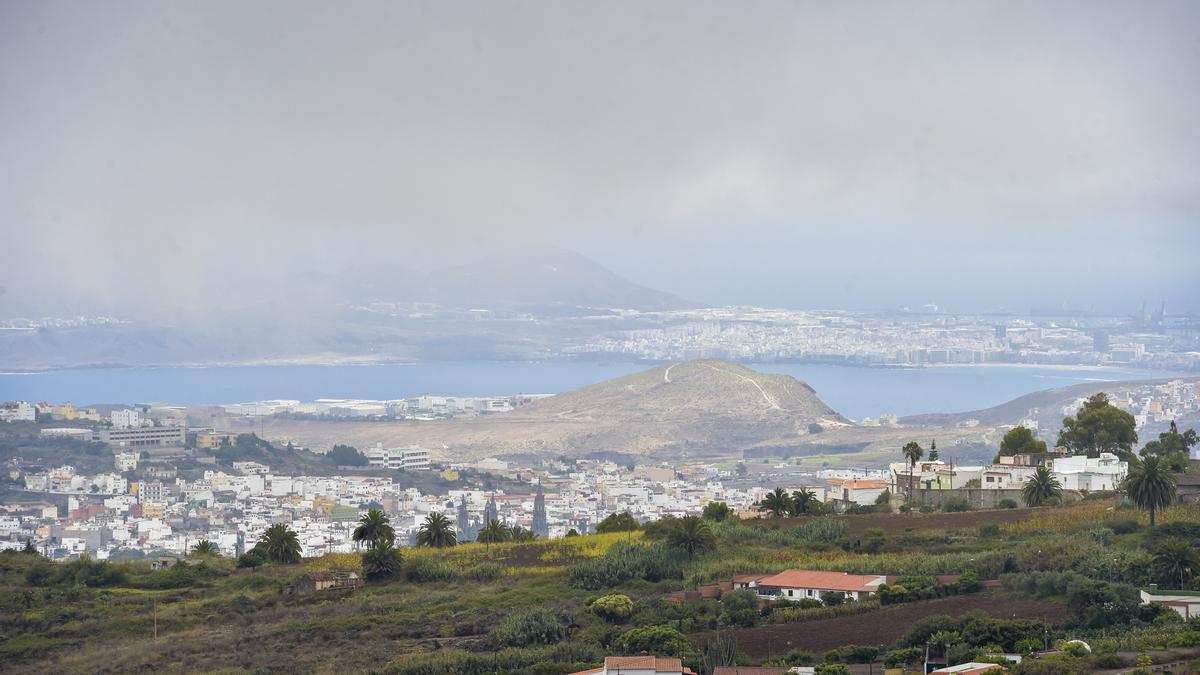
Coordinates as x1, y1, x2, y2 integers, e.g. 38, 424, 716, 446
2, 1, 1197, 314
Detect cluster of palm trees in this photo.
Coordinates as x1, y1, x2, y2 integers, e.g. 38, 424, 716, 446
756, 487, 822, 517
477, 519, 536, 550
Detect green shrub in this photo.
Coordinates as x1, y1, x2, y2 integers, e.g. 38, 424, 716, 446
823, 644, 880, 663
822, 591, 847, 606
884, 647, 923, 667
237, 549, 265, 568
998, 499, 1018, 509
465, 562, 504, 582
405, 557, 455, 583
942, 497, 972, 513
1109, 519, 1141, 535
590, 593, 634, 623
491, 608, 566, 648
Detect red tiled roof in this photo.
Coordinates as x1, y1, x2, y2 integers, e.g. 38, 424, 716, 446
732, 574, 768, 583
604, 656, 688, 672
756, 569, 885, 593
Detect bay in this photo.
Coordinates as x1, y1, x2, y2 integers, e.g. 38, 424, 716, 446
0, 361, 1181, 420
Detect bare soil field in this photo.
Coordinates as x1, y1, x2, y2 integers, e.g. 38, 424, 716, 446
692, 591, 1071, 659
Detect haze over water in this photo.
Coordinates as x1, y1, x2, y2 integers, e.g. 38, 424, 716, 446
0, 362, 1180, 420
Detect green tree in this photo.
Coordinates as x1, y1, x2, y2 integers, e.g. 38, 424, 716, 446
998, 426, 1048, 461
1125, 455, 1178, 527
1140, 421, 1196, 473
702, 501, 732, 522
361, 543, 403, 581
814, 664, 851, 675
615, 625, 694, 659
757, 487, 792, 517
875, 490, 892, 507
1057, 393, 1137, 458
416, 512, 457, 548
1023, 466, 1063, 507
328, 444, 368, 466
352, 508, 395, 550
1151, 538, 1198, 589
190, 540, 218, 556
902, 441, 924, 497
928, 439, 939, 462
735, 462, 747, 476
259, 524, 302, 564
790, 488, 821, 516
666, 515, 716, 558
596, 511, 639, 534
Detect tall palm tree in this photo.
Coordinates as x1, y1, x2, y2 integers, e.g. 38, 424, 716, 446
1152, 539, 1198, 589
790, 489, 820, 516
352, 508, 395, 550
1022, 466, 1063, 507
1125, 455, 1177, 527
667, 515, 716, 558
902, 442, 924, 498
190, 540, 218, 556
416, 512, 457, 548
259, 523, 302, 564
757, 487, 792, 517
477, 518, 509, 552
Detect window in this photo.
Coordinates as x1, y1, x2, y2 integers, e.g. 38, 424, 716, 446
787, 589, 793, 597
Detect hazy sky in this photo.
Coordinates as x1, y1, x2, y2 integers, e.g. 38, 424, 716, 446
2, 0, 1198, 315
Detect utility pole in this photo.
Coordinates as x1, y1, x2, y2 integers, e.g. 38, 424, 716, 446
153, 596, 158, 640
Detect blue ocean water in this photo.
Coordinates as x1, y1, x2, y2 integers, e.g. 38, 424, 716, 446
0, 361, 1181, 420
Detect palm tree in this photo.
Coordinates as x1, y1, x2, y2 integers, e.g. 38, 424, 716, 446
191, 540, 218, 556
477, 519, 509, 552
1152, 539, 1198, 589
902, 442, 924, 498
667, 515, 716, 558
1125, 455, 1177, 527
1022, 466, 1063, 507
416, 512, 457, 548
509, 525, 536, 542
757, 487, 792, 517
361, 542, 404, 581
259, 524, 302, 564
352, 508, 395, 550
790, 489, 820, 516
928, 630, 959, 662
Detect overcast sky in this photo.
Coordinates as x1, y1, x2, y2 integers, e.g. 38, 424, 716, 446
2, 0, 1198, 315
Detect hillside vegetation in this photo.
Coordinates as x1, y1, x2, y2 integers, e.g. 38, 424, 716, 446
2, 500, 1198, 674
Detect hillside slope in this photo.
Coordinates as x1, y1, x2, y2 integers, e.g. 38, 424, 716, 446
257, 360, 849, 460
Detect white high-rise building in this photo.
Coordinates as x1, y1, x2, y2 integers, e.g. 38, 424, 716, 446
111, 409, 142, 429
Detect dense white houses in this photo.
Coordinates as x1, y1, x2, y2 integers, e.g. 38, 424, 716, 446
0, 400, 37, 422
1049, 453, 1128, 491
